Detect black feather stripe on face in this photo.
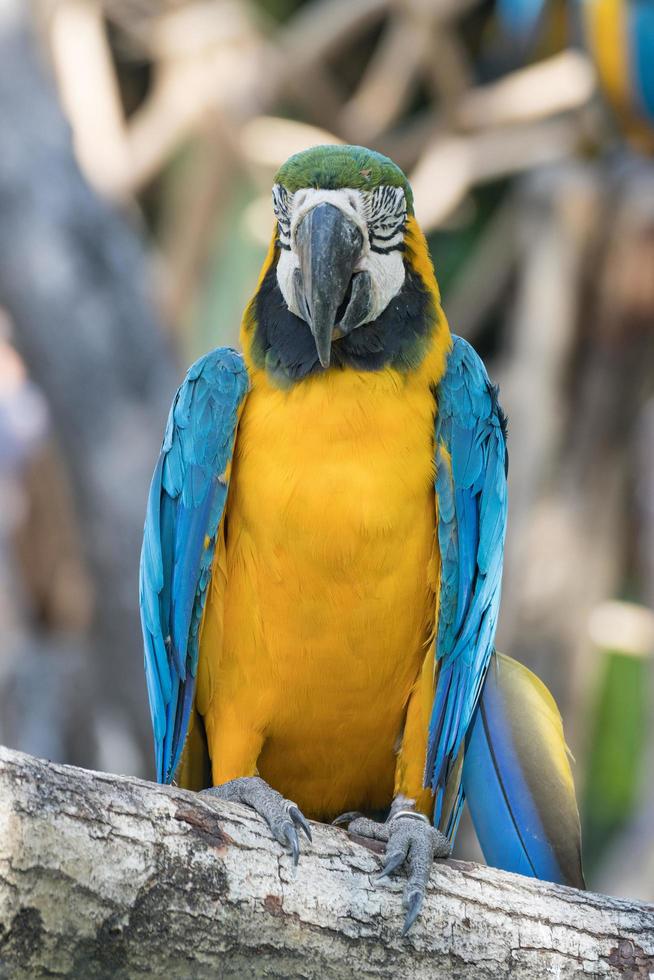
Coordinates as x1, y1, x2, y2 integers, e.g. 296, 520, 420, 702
271, 183, 408, 256
364, 185, 407, 254
272, 184, 292, 250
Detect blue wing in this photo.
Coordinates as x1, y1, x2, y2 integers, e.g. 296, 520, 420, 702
139, 348, 249, 783
497, 0, 546, 39
427, 335, 508, 836
630, 0, 654, 123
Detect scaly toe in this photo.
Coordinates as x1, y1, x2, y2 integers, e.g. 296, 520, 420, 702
198, 777, 311, 864
370, 811, 444, 934
432, 827, 452, 858
346, 816, 391, 842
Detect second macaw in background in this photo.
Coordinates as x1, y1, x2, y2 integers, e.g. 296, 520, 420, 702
499, 0, 654, 149
140, 144, 584, 933
577, 0, 654, 150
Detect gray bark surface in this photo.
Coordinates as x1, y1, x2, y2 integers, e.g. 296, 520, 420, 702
0, 746, 652, 979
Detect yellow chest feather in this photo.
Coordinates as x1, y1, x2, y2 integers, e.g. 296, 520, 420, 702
198, 366, 439, 817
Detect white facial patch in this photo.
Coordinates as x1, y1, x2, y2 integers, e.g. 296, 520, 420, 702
272, 184, 407, 326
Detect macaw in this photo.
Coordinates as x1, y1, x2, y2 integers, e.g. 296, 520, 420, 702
575, 0, 654, 149
140, 144, 584, 933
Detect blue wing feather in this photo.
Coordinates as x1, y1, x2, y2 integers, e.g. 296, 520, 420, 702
463, 652, 585, 888
428, 336, 508, 835
631, 1, 654, 122
497, 0, 546, 38
139, 347, 249, 783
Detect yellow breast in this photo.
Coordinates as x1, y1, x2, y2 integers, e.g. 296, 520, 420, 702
198, 360, 440, 819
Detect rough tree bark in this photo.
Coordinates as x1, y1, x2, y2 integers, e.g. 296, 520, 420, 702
0, 747, 652, 979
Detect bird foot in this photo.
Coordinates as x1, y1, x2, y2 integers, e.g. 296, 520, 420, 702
199, 776, 311, 865
336, 808, 451, 934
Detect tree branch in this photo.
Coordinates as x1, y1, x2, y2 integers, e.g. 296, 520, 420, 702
0, 746, 652, 979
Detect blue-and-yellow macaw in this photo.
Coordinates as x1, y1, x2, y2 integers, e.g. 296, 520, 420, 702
576, 0, 654, 150
140, 145, 583, 933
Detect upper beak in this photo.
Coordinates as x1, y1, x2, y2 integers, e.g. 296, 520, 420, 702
294, 202, 363, 368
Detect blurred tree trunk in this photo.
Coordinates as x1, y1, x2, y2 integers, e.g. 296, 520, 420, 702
0, 2, 178, 775
596, 164, 654, 901
495, 163, 654, 892
496, 164, 603, 723
497, 164, 654, 742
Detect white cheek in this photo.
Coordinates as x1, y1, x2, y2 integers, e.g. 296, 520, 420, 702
276, 249, 302, 317
291, 188, 368, 243
356, 250, 405, 320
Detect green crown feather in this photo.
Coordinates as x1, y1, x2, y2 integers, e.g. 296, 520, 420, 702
274, 144, 414, 214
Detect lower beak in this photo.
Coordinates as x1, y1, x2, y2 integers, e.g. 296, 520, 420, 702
294, 203, 363, 368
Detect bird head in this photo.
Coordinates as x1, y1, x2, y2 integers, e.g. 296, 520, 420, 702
243, 144, 449, 384
272, 145, 414, 369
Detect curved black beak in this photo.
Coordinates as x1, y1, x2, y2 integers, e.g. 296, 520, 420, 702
294, 203, 363, 368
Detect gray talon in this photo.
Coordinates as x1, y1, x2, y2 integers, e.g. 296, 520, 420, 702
343, 806, 451, 933
377, 850, 406, 880
200, 777, 311, 865
402, 889, 424, 937
290, 805, 313, 841
332, 810, 364, 827
283, 823, 300, 866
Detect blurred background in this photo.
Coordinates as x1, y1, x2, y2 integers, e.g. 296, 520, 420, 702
0, 0, 653, 901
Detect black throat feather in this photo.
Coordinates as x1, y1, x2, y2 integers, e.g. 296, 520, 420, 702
250, 260, 437, 386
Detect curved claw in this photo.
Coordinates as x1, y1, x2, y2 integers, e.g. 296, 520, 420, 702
289, 804, 312, 842
367, 809, 449, 934
376, 850, 406, 881
402, 890, 424, 937
200, 777, 311, 866
283, 822, 300, 866
332, 810, 364, 827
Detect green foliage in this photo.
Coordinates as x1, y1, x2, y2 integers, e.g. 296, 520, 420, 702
189, 180, 266, 360
427, 180, 509, 298
253, 0, 306, 22
581, 650, 648, 874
